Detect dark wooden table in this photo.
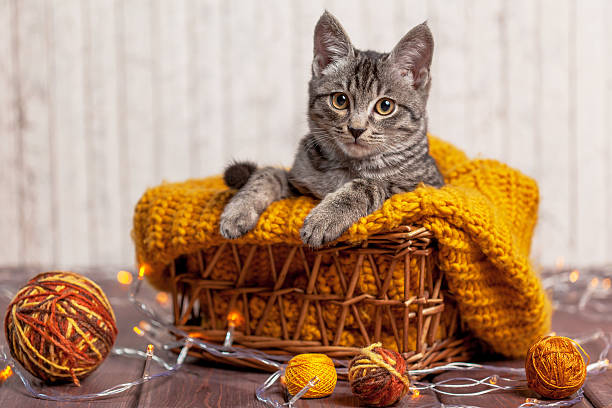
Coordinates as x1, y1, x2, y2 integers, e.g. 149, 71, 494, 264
0, 267, 610, 408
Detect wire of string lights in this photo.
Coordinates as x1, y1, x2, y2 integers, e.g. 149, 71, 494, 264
0, 265, 609, 407
541, 263, 612, 321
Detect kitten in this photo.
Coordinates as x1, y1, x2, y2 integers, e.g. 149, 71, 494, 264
220, 11, 444, 247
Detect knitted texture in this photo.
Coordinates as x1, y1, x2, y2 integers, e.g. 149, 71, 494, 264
132, 135, 551, 358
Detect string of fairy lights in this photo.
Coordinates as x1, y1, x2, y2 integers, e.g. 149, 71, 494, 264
0, 263, 610, 407
541, 263, 612, 321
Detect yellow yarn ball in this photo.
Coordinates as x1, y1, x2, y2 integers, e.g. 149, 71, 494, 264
284, 353, 337, 398
525, 335, 589, 399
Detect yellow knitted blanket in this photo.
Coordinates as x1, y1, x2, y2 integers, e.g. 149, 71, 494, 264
132, 135, 551, 358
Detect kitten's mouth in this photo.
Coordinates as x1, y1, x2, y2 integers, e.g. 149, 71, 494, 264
340, 139, 373, 157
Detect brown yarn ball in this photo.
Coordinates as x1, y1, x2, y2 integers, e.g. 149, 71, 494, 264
525, 335, 588, 399
4, 271, 117, 385
348, 343, 410, 407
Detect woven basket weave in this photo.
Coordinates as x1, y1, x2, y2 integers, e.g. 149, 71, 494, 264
165, 225, 472, 374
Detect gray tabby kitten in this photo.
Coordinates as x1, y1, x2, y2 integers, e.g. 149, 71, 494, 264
220, 11, 443, 247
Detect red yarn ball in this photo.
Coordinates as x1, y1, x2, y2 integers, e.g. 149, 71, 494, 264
4, 271, 117, 385
348, 343, 411, 407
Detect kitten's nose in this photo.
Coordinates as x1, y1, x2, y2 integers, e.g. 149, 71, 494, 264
348, 127, 366, 140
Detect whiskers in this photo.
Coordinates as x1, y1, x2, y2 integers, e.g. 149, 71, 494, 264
303, 125, 344, 154
306, 126, 407, 160
370, 134, 426, 162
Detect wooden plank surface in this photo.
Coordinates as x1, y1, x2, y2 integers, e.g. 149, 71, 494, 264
434, 368, 595, 408
224, 0, 258, 161
0, 267, 610, 407
121, 0, 157, 265
427, 0, 468, 150
0, 0, 20, 266
434, 306, 611, 408
82, 0, 123, 265
463, 0, 505, 161
608, 0, 612, 258
532, 0, 572, 267
157, 0, 191, 182
584, 374, 612, 408
574, 0, 607, 266
13, 0, 54, 266
505, 0, 538, 179
51, 0, 90, 267
290, 0, 325, 141
186, 0, 225, 177
258, 0, 299, 164
1, 1, 612, 268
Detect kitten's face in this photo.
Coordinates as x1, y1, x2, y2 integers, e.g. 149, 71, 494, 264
308, 12, 433, 159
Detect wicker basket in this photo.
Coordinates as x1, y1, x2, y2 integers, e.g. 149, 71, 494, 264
164, 225, 472, 375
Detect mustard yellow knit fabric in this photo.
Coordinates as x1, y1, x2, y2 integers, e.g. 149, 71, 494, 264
132, 135, 551, 358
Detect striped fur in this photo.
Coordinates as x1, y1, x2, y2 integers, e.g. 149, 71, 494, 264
220, 11, 443, 246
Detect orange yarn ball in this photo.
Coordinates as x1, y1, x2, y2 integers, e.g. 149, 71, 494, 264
525, 335, 589, 399
284, 353, 337, 398
4, 272, 117, 385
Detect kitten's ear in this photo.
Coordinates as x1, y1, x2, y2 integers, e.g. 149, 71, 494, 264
389, 22, 434, 90
312, 11, 354, 77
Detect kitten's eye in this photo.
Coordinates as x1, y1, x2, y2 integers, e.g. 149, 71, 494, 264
375, 98, 395, 115
330, 92, 349, 110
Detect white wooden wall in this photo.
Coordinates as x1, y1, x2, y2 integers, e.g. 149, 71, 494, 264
1, 0, 611, 269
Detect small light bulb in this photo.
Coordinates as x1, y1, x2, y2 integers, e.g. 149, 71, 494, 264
138, 264, 149, 279
133, 326, 144, 336
226, 310, 245, 327
156, 291, 169, 305
590, 277, 599, 288
411, 389, 421, 399
525, 397, 538, 403
602, 278, 611, 290
188, 331, 205, 339
569, 269, 579, 283
117, 270, 133, 285
0, 366, 13, 382
142, 344, 154, 380
489, 374, 498, 385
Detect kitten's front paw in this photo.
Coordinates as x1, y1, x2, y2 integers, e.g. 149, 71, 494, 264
300, 207, 351, 248
219, 203, 259, 239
